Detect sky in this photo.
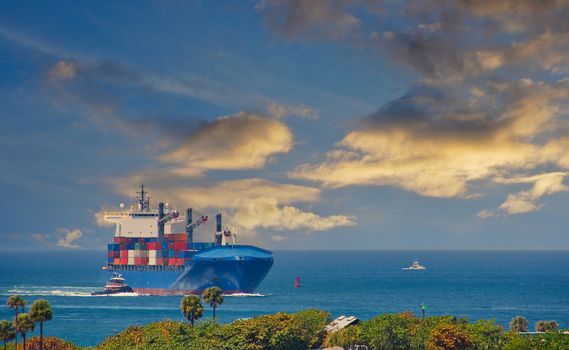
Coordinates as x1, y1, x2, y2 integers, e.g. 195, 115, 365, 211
1, 0, 569, 250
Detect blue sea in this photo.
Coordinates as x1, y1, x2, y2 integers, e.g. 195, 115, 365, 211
1, 250, 568, 346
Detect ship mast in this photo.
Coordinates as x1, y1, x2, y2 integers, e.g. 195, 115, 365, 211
137, 184, 151, 211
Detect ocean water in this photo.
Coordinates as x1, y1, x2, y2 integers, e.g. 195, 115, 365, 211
0, 250, 568, 346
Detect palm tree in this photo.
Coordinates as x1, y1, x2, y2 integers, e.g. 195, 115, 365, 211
180, 295, 203, 326
202, 287, 224, 320
29, 300, 53, 350
7, 295, 26, 349
0, 320, 15, 350
509, 316, 528, 332
535, 320, 559, 332
15, 313, 34, 350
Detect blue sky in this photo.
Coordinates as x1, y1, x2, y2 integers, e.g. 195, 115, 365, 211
1, 0, 569, 250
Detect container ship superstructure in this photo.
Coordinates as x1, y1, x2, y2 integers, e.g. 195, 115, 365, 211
103, 186, 273, 295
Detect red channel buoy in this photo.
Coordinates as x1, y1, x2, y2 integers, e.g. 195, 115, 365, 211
294, 276, 301, 288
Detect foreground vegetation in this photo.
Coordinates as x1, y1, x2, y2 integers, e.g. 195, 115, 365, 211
93, 310, 569, 350
325, 312, 569, 350
2, 294, 568, 349
94, 311, 568, 350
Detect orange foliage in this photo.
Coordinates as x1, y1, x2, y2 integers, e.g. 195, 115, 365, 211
17, 336, 76, 350
428, 324, 474, 350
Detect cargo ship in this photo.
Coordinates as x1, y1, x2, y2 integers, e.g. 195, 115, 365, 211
103, 185, 273, 295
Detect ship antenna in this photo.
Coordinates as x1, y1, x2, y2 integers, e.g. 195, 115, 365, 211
137, 184, 145, 211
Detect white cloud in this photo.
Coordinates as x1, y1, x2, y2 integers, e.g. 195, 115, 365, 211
267, 102, 319, 119
478, 172, 568, 217
57, 228, 83, 248
30, 228, 84, 248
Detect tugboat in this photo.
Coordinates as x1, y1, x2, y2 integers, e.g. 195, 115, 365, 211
92, 273, 134, 295
402, 261, 426, 270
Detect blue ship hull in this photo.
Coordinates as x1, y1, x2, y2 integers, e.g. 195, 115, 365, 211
111, 245, 273, 295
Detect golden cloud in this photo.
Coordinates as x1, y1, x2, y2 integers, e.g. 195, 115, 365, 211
110, 178, 356, 236
290, 80, 569, 202
163, 112, 293, 173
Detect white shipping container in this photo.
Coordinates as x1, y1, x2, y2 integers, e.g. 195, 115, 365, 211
148, 250, 157, 258
128, 257, 135, 265
149, 257, 157, 265
128, 250, 135, 258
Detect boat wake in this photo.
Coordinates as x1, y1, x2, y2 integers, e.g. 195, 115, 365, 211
225, 293, 268, 298
2, 286, 139, 297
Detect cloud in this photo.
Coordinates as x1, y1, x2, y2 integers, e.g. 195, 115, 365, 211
291, 80, 569, 198
162, 112, 293, 173
56, 228, 83, 248
476, 210, 498, 219
267, 102, 319, 119
48, 61, 79, 80
480, 172, 568, 217
45, 59, 270, 112
258, 0, 569, 82
110, 178, 356, 235
257, 0, 362, 39
31, 228, 84, 248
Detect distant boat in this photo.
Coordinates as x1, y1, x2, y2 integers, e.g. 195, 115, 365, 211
402, 261, 426, 270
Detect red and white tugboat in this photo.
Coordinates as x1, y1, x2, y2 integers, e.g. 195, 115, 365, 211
92, 273, 134, 295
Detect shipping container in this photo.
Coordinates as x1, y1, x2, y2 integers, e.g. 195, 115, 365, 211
114, 258, 121, 265
128, 257, 135, 265
168, 258, 177, 265
120, 257, 128, 265
176, 258, 185, 265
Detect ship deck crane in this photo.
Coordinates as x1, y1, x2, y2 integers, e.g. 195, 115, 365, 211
158, 211, 179, 223
187, 215, 208, 230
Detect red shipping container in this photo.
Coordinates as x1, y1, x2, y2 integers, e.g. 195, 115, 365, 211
147, 242, 155, 250
120, 257, 128, 265
168, 258, 177, 265
154, 242, 162, 250
174, 242, 185, 250
177, 258, 185, 265
135, 257, 148, 265
120, 250, 128, 257
113, 258, 121, 264
107, 251, 114, 258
